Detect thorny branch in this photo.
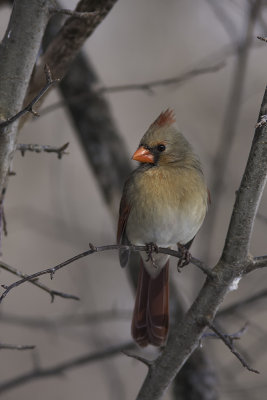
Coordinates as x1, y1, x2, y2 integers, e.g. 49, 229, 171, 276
0, 244, 213, 304
16, 143, 69, 159
0, 65, 59, 129
0, 260, 79, 302
206, 322, 258, 373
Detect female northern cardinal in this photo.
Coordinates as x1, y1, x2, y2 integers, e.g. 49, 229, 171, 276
117, 110, 208, 347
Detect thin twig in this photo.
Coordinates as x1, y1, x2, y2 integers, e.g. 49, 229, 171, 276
203, 323, 248, 340
41, 61, 226, 116
245, 255, 267, 273
49, 7, 98, 19
0, 260, 79, 302
16, 142, 69, 159
206, 321, 259, 374
0, 65, 59, 129
0, 343, 35, 351
257, 35, 267, 42
122, 351, 153, 368
0, 341, 134, 394
0, 244, 212, 303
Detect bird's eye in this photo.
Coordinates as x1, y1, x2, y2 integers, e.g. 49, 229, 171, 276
157, 144, 166, 152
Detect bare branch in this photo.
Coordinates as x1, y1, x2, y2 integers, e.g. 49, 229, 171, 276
0, 65, 59, 130
22, 0, 118, 128
245, 255, 267, 273
0, 341, 134, 395
203, 323, 248, 340
97, 62, 226, 94
0, 1, 51, 203
122, 351, 153, 368
40, 61, 226, 117
0, 309, 131, 329
16, 142, 69, 159
0, 244, 212, 304
0, 260, 79, 302
206, 322, 259, 374
0, 343, 35, 351
257, 35, 267, 42
49, 7, 98, 19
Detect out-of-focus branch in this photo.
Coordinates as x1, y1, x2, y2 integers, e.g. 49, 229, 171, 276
0, 260, 79, 302
0, 309, 131, 329
21, 0, 118, 128
0, 343, 35, 351
49, 7, 98, 19
0, 244, 211, 304
16, 143, 69, 159
0, 341, 134, 395
59, 53, 131, 216
218, 288, 267, 317
39, 61, 226, 117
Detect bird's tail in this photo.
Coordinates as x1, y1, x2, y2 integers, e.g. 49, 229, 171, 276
131, 259, 169, 347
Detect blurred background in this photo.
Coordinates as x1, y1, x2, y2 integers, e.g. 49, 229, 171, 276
0, 0, 267, 399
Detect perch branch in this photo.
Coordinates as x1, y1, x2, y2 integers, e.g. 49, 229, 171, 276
0, 260, 79, 302
0, 244, 212, 303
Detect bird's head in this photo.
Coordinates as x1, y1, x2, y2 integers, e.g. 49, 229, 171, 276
132, 109, 195, 167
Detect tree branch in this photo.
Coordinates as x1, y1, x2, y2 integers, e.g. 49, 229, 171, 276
49, 7, 98, 19
21, 0, 118, 129
16, 142, 69, 159
0, 343, 35, 351
0, 64, 59, 129
0, 244, 211, 303
0, 341, 134, 394
0, 0, 51, 201
0, 260, 79, 302
206, 322, 258, 373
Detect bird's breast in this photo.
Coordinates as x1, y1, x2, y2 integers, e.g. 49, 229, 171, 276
126, 166, 207, 248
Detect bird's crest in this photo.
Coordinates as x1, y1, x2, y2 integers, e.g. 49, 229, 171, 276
151, 109, 176, 128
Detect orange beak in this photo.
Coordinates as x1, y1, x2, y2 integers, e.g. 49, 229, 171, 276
132, 146, 154, 163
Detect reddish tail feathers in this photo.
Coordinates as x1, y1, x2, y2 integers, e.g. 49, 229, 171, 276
131, 259, 169, 347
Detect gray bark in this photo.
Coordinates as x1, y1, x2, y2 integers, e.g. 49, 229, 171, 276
0, 0, 51, 199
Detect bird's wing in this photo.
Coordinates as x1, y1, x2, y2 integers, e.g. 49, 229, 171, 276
117, 190, 131, 267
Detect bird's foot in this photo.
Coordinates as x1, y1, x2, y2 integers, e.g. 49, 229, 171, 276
177, 243, 191, 271
145, 242, 158, 268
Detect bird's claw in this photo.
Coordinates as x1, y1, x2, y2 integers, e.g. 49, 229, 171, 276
145, 242, 158, 268
177, 243, 191, 271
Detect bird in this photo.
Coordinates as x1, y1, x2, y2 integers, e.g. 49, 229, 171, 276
117, 109, 209, 347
